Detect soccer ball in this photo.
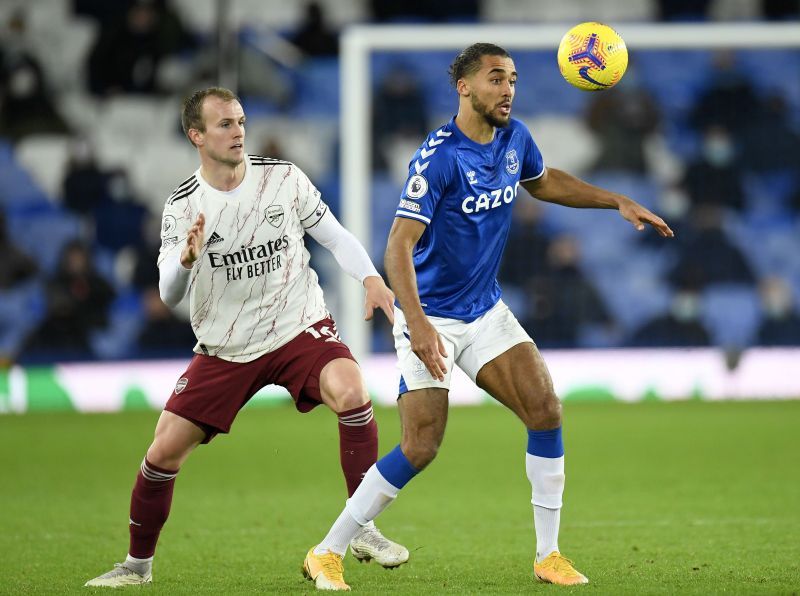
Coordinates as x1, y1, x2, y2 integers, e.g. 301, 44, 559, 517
556, 22, 628, 91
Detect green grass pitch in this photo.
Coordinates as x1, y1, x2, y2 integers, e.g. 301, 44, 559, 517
1, 400, 799, 594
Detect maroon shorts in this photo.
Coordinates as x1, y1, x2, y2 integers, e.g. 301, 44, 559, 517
164, 317, 355, 443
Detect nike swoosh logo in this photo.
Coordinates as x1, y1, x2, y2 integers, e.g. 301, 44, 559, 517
129, 518, 142, 526
578, 66, 611, 87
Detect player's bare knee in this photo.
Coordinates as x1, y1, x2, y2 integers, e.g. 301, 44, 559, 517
523, 393, 562, 429
332, 385, 369, 413
401, 436, 440, 470
146, 434, 197, 470
400, 427, 442, 470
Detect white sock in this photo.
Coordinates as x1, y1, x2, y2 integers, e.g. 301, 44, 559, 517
316, 464, 400, 556
533, 506, 560, 561
124, 554, 153, 576
525, 453, 565, 561
314, 506, 362, 557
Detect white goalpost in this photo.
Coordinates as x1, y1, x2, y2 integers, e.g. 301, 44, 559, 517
338, 22, 800, 360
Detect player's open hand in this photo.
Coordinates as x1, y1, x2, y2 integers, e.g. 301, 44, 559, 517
409, 319, 448, 382
181, 213, 205, 268
363, 276, 395, 324
618, 197, 674, 237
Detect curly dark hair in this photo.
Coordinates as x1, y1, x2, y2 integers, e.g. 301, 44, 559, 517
448, 43, 511, 89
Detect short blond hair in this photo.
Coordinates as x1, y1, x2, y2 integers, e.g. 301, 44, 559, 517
181, 87, 241, 146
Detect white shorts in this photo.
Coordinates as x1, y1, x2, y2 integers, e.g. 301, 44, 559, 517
393, 299, 533, 393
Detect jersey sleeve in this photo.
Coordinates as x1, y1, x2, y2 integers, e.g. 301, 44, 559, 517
294, 166, 329, 230
157, 200, 193, 267
395, 141, 453, 226
518, 122, 546, 182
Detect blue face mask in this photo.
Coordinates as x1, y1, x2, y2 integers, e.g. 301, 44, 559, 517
671, 293, 700, 322
703, 138, 735, 167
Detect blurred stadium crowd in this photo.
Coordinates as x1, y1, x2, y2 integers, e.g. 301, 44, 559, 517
0, 0, 799, 364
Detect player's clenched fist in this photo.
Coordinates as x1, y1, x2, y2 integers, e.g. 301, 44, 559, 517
181, 213, 206, 268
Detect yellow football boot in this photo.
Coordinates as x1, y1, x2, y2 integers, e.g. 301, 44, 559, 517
533, 551, 589, 586
302, 547, 351, 591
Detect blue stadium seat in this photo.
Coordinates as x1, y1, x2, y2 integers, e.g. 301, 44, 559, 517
736, 50, 800, 104
587, 268, 671, 331
0, 138, 15, 166
0, 281, 45, 356
585, 172, 660, 209
372, 51, 454, 116
293, 57, 341, 116
635, 50, 712, 119
701, 283, 761, 347
0, 164, 52, 209
587, 265, 671, 332
6, 207, 82, 273
730, 210, 799, 279
511, 52, 590, 116
370, 174, 401, 261
90, 290, 143, 360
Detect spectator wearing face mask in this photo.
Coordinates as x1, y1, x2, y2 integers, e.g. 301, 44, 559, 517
690, 51, 762, 138
756, 276, 800, 346
24, 240, 115, 357
741, 93, 800, 173
668, 205, 755, 291
628, 290, 711, 347
680, 125, 745, 213
585, 67, 662, 174
0, 10, 69, 140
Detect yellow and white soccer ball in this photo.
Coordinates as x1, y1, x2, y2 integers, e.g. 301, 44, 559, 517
557, 22, 628, 91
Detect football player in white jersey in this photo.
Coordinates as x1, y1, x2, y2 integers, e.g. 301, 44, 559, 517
306, 43, 673, 590
85, 87, 407, 589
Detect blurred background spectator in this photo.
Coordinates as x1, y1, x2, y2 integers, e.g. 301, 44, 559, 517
629, 290, 711, 347
756, 276, 800, 346
136, 286, 196, 356
689, 52, 762, 139
86, 0, 196, 96
0, 10, 70, 140
24, 240, 115, 358
372, 62, 429, 177
0, 208, 37, 290
585, 71, 662, 174
680, 125, 745, 213
668, 206, 755, 291
520, 235, 614, 348
291, 2, 338, 57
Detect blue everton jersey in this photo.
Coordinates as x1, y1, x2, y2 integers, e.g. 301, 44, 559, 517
395, 116, 545, 322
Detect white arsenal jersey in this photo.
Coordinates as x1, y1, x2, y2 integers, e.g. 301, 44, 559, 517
157, 155, 330, 362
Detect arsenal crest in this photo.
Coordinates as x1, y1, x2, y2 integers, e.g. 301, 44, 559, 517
266, 205, 284, 228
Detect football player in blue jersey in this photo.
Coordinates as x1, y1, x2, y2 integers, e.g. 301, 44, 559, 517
304, 43, 673, 590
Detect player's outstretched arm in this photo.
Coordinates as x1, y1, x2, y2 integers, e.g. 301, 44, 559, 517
385, 218, 448, 381
522, 167, 674, 237
305, 210, 395, 322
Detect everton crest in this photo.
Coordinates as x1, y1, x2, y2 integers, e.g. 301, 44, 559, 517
266, 205, 284, 228
505, 149, 519, 175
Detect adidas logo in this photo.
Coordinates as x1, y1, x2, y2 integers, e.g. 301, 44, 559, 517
206, 232, 224, 246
